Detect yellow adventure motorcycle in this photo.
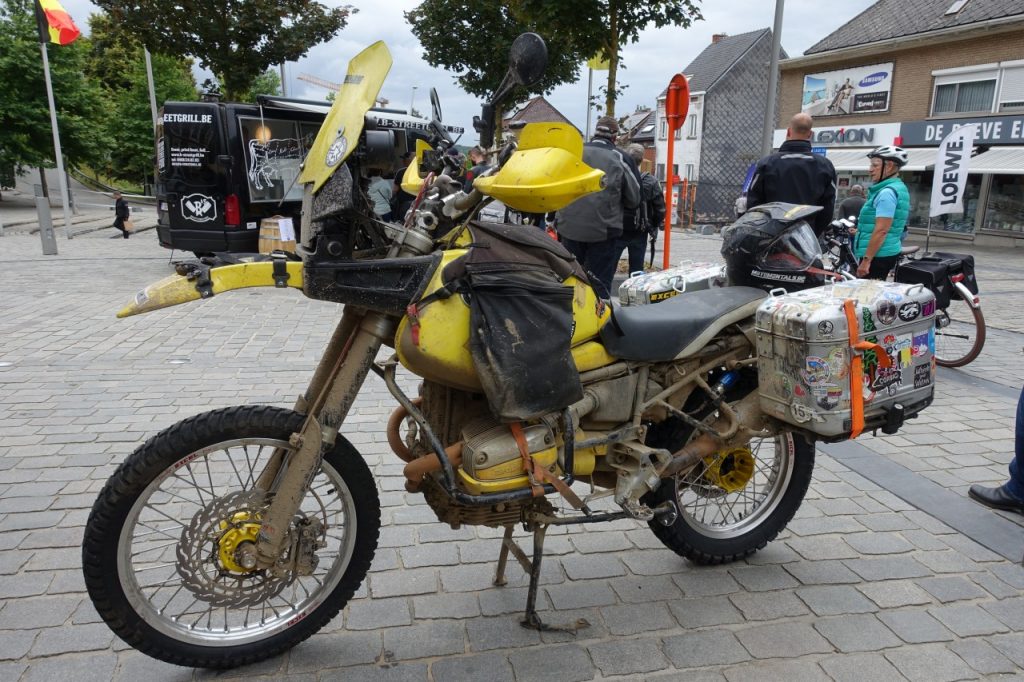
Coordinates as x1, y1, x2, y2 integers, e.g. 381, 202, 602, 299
81, 34, 929, 669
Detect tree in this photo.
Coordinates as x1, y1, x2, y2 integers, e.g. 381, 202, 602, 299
85, 11, 197, 186
406, 0, 582, 137
0, 0, 107, 194
94, 1, 354, 101
514, 0, 703, 117
240, 68, 281, 103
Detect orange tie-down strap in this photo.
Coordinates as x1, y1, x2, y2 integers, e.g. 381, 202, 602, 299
842, 299, 892, 439
510, 421, 585, 509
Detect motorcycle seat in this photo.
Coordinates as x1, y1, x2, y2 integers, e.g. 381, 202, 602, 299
600, 287, 767, 362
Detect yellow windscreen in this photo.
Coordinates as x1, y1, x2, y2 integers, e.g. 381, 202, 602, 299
298, 42, 392, 193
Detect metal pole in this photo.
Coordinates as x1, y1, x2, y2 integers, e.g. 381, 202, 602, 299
586, 68, 593, 140
144, 47, 158, 131
279, 63, 287, 97
663, 113, 676, 270
925, 217, 931, 252
410, 86, 417, 115
761, 0, 785, 157
39, 41, 73, 239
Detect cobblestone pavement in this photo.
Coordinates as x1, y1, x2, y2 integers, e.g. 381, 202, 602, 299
1, 229, 1023, 681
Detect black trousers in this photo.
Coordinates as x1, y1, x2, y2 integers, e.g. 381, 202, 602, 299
863, 254, 898, 280
559, 236, 621, 300
113, 216, 129, 239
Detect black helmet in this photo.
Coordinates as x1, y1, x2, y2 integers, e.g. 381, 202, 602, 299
720, 202, 828, 292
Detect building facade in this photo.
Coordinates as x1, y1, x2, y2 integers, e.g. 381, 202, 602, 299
777, 0, 1024, 245
656, 30, 784, 224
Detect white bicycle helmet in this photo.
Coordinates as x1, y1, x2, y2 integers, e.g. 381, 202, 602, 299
867, 145, 908, 167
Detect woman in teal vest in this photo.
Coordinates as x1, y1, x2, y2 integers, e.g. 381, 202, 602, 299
854, 145, 910, 280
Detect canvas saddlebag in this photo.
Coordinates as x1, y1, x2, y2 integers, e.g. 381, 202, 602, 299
440, 222, 590, 422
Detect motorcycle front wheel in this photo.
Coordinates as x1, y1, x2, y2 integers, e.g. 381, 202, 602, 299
643, 410, 814, 565
82, 405, 380, 669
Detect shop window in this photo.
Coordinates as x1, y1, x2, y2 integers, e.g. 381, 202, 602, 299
903, 170, 982, 233
932, 79, 996, 115
983, 175, 1024, 234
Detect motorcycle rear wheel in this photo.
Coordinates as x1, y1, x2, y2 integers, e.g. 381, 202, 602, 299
643, 412, 814, 565
82, 405, 380, 669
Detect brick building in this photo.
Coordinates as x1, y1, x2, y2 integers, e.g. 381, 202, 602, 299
777, 0, 1024, 245
656, 29, 785, 224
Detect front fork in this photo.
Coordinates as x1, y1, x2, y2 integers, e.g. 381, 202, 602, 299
252, 187, 436, 569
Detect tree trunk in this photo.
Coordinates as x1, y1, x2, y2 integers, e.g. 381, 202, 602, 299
38, 166, 49, 198
605, 3, 619, 118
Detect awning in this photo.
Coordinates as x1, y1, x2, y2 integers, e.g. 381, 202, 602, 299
827, 147, 939, 172
966, 146, 1024, 174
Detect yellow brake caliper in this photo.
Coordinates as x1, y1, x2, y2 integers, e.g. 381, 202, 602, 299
217, 511, 262, 573
703, 447, 756, 493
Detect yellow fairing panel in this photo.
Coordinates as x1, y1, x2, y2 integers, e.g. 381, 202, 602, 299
473, 122, 604, 214
395, 250, 613, 391
116, 262, 304, 318
400, 139, 432, 195
298, 42, 392, 193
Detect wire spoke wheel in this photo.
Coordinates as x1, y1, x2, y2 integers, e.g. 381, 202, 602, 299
676, 434, 794, 539
933, 297, 985, 367
83, 406, 380, 669
644, 402, 814, 565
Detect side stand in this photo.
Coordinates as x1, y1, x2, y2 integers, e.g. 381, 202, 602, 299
493, 524, 589, 633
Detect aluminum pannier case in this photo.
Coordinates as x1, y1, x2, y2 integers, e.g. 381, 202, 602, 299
755, 279, 936, 440
618, 260, 727, 306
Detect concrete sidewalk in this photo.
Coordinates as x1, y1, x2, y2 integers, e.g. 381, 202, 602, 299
0, 230, 1022, 681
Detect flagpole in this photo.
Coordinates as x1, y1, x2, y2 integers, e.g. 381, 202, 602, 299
144, 48, 158, 131
585, 67, 593, 140
39, 41, 73, 239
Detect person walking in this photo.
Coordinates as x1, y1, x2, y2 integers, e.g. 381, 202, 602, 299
837, 184, 866, 220
852, 146, 910, 280
746, 112, 837, 237
555, 116, 640, 299
621, 144, 665, 274
367, 170, 393, 222
112, 191, 130, 239
968, 385, 1024, 515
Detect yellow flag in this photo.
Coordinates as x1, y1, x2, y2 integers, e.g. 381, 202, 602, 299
587, 54, 610, 71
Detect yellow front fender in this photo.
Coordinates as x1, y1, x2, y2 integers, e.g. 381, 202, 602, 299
117, 261, 304, 318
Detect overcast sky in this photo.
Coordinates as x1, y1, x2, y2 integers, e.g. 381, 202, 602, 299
62, 0, 877, 139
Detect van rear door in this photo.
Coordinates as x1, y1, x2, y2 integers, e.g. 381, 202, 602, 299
158, 103, 228, 251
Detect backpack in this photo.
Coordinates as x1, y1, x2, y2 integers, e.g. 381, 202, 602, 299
634, 173, 664, 237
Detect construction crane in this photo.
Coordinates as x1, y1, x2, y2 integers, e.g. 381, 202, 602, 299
298, 73, 389, 107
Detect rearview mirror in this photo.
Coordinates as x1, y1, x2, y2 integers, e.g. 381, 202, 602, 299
508, 33, 547, 87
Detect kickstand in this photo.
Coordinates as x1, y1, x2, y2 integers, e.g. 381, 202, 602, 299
492, 523, 589, 633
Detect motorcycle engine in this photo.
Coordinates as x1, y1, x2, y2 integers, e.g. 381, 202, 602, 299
460, 417, 558, 483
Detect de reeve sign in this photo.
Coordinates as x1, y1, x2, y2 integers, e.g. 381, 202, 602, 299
901, 114, 1024, 146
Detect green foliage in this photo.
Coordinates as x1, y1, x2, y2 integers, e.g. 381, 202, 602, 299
95, 1, 354, 100
406, 0, 582, 100
240, 68, 282, 103
0, 0, 108, 176
513, 0, 703, 116
85, 10, 197, 185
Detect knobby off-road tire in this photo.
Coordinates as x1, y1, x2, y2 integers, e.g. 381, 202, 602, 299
643, 412, 814, 565
82, 405, 380, 669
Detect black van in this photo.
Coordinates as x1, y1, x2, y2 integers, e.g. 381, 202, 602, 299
155, 96, 462, 254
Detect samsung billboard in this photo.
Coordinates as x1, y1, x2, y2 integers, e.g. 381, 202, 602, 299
802, 63, 894, 117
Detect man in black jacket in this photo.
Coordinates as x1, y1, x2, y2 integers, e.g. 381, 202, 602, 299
112, 191, 130, 239
746, 113, 837, 236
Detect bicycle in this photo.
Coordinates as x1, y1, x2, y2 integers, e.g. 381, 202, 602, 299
822, 217, 985, 368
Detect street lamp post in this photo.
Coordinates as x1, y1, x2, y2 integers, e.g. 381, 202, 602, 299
410, 86, 417, 116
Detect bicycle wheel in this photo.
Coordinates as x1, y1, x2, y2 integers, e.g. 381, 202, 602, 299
83, 406, 380, 669
934, 296, 985, 367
